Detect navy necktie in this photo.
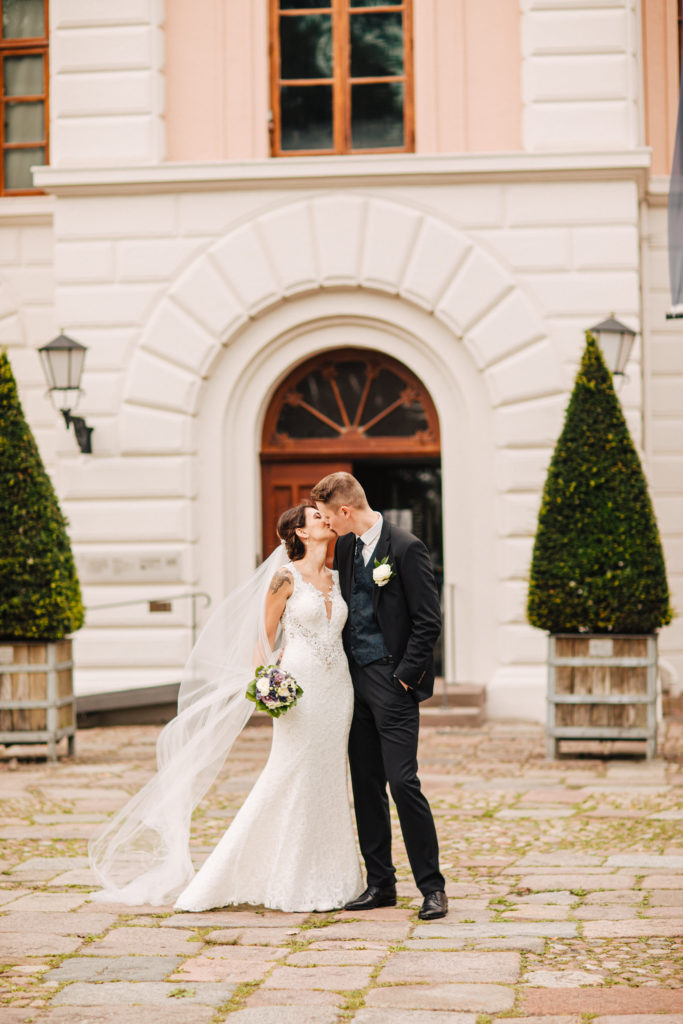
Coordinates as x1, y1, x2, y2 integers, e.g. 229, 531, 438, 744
354, 535, 364, 573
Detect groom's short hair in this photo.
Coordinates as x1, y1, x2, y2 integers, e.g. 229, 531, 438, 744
311, 472, 368, 509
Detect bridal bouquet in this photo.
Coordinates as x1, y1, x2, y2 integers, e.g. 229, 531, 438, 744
246, 664, 303, 719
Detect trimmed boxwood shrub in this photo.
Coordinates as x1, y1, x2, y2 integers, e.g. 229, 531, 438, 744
0, 350, 84, 640
527, 333, 672, 635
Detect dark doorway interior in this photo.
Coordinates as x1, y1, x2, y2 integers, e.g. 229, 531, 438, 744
354, 459, 443, 674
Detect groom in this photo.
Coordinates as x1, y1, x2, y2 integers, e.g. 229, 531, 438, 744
311, 472, 447, 920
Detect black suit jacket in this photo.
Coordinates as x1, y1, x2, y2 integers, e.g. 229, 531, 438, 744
334, 520, 442, 702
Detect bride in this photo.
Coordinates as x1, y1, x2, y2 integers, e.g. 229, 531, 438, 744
89, 504, 363, 912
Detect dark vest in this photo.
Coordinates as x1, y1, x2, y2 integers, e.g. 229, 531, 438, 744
349, 552, 390, 667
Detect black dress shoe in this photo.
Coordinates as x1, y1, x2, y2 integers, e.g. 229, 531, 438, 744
344, 885, 397, 911
418, 890, 448, 920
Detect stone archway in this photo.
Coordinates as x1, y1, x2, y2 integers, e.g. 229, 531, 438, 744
117, 192, 564, 702
120, 192, 559, 453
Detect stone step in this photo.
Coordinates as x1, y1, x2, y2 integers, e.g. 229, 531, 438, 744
419, 705, 486, 728
74, 680, 487, 730
422, 682, 486, 709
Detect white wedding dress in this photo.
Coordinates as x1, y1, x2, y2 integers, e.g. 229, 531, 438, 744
174, 563, 363, 913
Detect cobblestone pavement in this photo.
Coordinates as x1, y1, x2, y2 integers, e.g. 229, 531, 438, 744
1, 719, 682, 1024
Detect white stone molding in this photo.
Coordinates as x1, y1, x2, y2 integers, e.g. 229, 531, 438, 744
0, 196, 55, 226
521, 0, 641, 153
0, 276, 25, 352
33, 149, 653, 196
50, 0, 165, 167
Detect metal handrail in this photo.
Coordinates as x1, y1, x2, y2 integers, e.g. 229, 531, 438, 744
86, 592, 211, 647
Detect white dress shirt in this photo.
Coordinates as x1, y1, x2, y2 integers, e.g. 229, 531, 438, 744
357, 513, 383, 566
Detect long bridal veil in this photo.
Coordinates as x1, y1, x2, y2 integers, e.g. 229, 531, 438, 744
89, 543, 290, 906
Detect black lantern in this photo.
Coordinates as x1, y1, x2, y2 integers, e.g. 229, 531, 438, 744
38, 332, 93, 453
588, 316, 637, 377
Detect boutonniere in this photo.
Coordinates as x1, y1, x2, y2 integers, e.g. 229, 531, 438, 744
372, 556, 395, 588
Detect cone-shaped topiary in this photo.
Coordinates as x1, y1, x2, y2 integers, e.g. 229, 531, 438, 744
0, 349, 84, 640
527, 333, 672, 635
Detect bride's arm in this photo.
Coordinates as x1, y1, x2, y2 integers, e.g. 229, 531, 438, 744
263, 568, 294, 653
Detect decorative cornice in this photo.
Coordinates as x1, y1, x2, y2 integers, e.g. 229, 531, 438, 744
33, 150, 653, 197
646, 175, 670, 207
0, 194, 55, 224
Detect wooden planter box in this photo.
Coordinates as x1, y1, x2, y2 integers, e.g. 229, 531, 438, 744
547, 634, 657, 759
0, 639, 76, 762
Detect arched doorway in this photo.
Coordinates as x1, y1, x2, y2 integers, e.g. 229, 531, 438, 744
261, 348, 443, 648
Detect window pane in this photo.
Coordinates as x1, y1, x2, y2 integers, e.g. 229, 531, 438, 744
365, 403, 428, 437
4, 54, 44, 96
3, 0, 44, 38
350, 12, 404, 77
362, 369, 429, 437
301, 369, 342, 421
364, 368, 403, 420
351, 1, 403, 6
276, 403, 338, 439
351, 82, 404, 148
5, 101, 44, 143
4, 146, 44, 190
280, 15, 332, 79
280, 0, 331, 7
281, 85, 333, 150
335, 361, 367, 424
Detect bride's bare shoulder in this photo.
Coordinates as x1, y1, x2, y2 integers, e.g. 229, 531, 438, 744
269, 567, 294, 595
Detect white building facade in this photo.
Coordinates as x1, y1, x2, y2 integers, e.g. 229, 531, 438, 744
4, 0, 682, 720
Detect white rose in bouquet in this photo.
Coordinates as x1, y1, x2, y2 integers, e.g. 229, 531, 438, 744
256, 677, 270, 698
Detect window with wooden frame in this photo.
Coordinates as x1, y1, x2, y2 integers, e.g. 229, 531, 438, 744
269, 0, 413, 156
0, 0, 48, 195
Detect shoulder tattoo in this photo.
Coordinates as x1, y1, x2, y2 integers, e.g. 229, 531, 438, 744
269, 568, 292, 595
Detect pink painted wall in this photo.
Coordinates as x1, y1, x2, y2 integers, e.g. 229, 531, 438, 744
414, 0, 522, 154
166, 0, 522, 161
166, 0, 268, 162
641, 0, 679, 175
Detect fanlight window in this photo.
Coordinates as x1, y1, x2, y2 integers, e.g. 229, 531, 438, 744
263, 351, 439, 456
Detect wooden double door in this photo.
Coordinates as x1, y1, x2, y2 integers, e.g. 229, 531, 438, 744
261, 460, 351, 560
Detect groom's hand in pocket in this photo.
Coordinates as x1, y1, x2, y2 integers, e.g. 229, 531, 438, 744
397, 678, 410, 691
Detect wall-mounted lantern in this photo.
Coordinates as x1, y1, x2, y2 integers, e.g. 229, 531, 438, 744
587, 316, 637, 378
38, 332, 94, 454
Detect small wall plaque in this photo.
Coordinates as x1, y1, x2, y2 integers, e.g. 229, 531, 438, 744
588, 638, 614, 657
77, 550, 183, 583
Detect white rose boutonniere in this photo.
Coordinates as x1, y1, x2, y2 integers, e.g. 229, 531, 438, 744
373, 556, 395, 587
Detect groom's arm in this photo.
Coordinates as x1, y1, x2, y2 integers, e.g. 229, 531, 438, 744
394, 538, 442, 689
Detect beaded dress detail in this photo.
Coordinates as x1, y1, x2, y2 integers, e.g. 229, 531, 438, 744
174, 563, 362, 913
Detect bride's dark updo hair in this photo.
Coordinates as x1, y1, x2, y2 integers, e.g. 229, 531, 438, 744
277, 503, 314, 561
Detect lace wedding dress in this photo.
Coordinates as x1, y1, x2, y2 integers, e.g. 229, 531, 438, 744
174, 563, 363, 913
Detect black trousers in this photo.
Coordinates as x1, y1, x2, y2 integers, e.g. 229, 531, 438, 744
348, 658, 444, 896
